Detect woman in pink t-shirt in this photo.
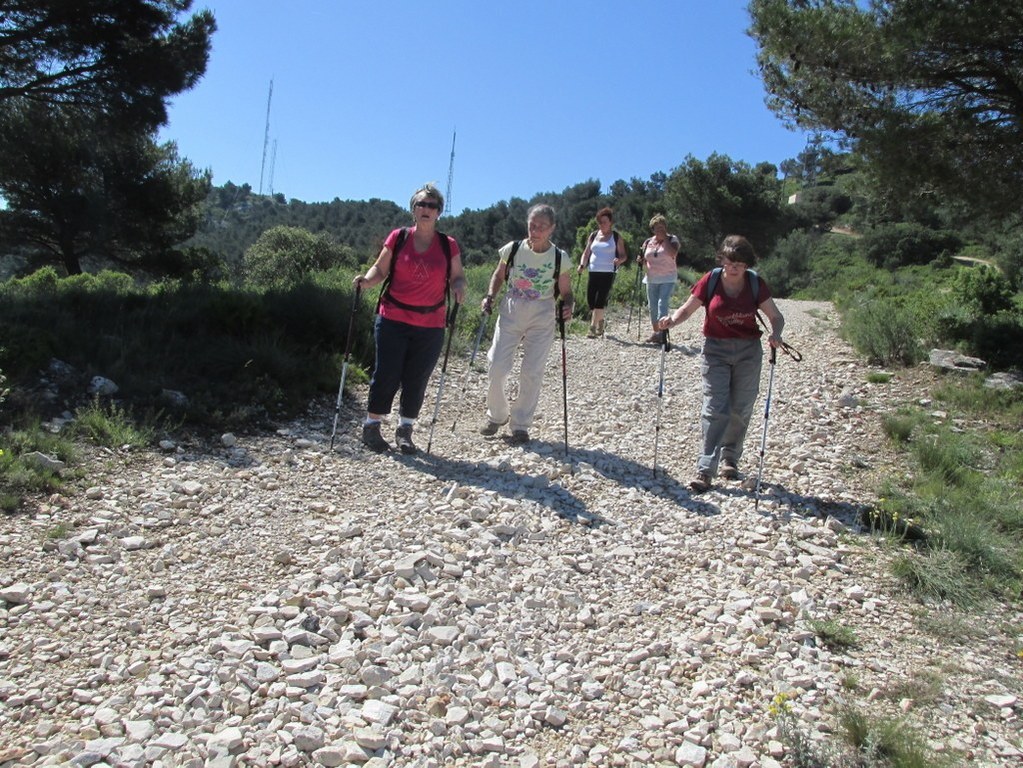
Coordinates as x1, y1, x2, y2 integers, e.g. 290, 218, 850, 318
658, 235, 785, 493
352, 183, 466, 454
640, 214, 681, 344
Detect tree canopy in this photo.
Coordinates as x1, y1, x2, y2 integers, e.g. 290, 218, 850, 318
664, 153, 795, 264
0, 100, 211, 275
749, 0, 1023, 216
0, 1, 216, 274
0, 0, 216, 128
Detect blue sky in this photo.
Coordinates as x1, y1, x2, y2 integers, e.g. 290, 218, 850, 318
160, 0, 810, 214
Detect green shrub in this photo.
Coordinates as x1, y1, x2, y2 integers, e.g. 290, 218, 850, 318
951, 266, 1014, 315
757, 230, 817, 297
881, 412, 917, 443
839, 707, 948, 767
841, 296, 923, 366
808, 619, 858, 650
0, 419, 77, 512
72, 399, 156, 449
243, 226, 356, 288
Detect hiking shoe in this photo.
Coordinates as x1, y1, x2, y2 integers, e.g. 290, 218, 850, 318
645, 332, 661, 344
720, 461, 739, 480
395, 424, 417, 455
689, 472, 712, 493
361, 422, 390, 453
597, 320, 605, 337
586, 325, 598, 339
509, 429, 530, 445
480, 419, 507, 436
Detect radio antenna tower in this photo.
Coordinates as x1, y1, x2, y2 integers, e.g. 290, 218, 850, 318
259, 78, 274, 195
445, 129, 456, 215
267, 139, 278, 197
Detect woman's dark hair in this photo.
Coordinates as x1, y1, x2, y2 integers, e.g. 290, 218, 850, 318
596, 206, 614, 222
717, 235, 757, 267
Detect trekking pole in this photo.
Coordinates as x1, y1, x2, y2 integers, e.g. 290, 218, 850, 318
652, 328, 669, 475
450, 309, 490, 433
636, 263, 645, 341
426, 302, 460, 455
626, 261, 641, 337
329, 283, 362, 451
754, 345, 778, 512
557, 298, 569, 457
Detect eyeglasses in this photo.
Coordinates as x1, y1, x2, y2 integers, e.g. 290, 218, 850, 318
414, 201, 440, 210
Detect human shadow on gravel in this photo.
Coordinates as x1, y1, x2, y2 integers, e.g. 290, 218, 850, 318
602, 332, 702, 357
709, 480, 866, 526
397, 450, 612, 528
502, 439, 722, 519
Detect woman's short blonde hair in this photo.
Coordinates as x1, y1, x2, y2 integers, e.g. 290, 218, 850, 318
410, 183, 444, 214
649, 214, 668, 230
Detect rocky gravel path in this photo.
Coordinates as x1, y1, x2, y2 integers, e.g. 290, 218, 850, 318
2, 299, 1021, 767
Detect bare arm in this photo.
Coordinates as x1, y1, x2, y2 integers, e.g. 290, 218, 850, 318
557, 269, 574, 320
614, 235, 627, 268
758, 297, 785, 347
481, 261, 506, 314
577, 240, 592, 272
448, 252, 467, 304
665, 236, 680, 259
658, 293, 703, 330
352, 246, 393, 290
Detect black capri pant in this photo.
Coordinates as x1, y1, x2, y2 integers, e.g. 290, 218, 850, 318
586, 271, 616, 310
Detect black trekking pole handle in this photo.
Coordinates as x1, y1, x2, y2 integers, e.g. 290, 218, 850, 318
653, 328, 669, 476
426, 302, 460, 455
329, 283, 362, 451
557, 299, 569, 457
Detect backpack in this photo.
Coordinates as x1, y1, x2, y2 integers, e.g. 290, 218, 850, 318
377, 227, 453, 314
505, 240, 564, 298
586, 229, 629, 269
704, 266, 760, 305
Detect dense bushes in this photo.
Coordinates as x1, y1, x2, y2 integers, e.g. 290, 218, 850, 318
0, 267, 370, 426
840, 294, 924, 366
861, 223, 962, 270
243, 226, 358, 288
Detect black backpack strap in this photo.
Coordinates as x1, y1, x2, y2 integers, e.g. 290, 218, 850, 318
553, 247, 563, 298
705, 267, 760, 305
376, 227, 409, 313
378, 227, 453, 314
436, 229, 453, 311
704, 267, 723, 304
504, 240, 522, 282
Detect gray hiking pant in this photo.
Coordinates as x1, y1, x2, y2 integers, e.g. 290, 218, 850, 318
698, 337, 763, 476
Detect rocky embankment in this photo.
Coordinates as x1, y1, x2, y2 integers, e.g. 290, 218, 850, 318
1, 299, 1021, 767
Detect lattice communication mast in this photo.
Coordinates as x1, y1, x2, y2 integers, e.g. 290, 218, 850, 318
445, 129, 456, 215
259, 78, 274, 195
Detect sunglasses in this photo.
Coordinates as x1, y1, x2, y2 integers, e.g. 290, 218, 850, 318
414, 201, 440, 210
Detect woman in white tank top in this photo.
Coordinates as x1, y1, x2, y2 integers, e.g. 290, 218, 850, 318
577, 206, 627, 337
